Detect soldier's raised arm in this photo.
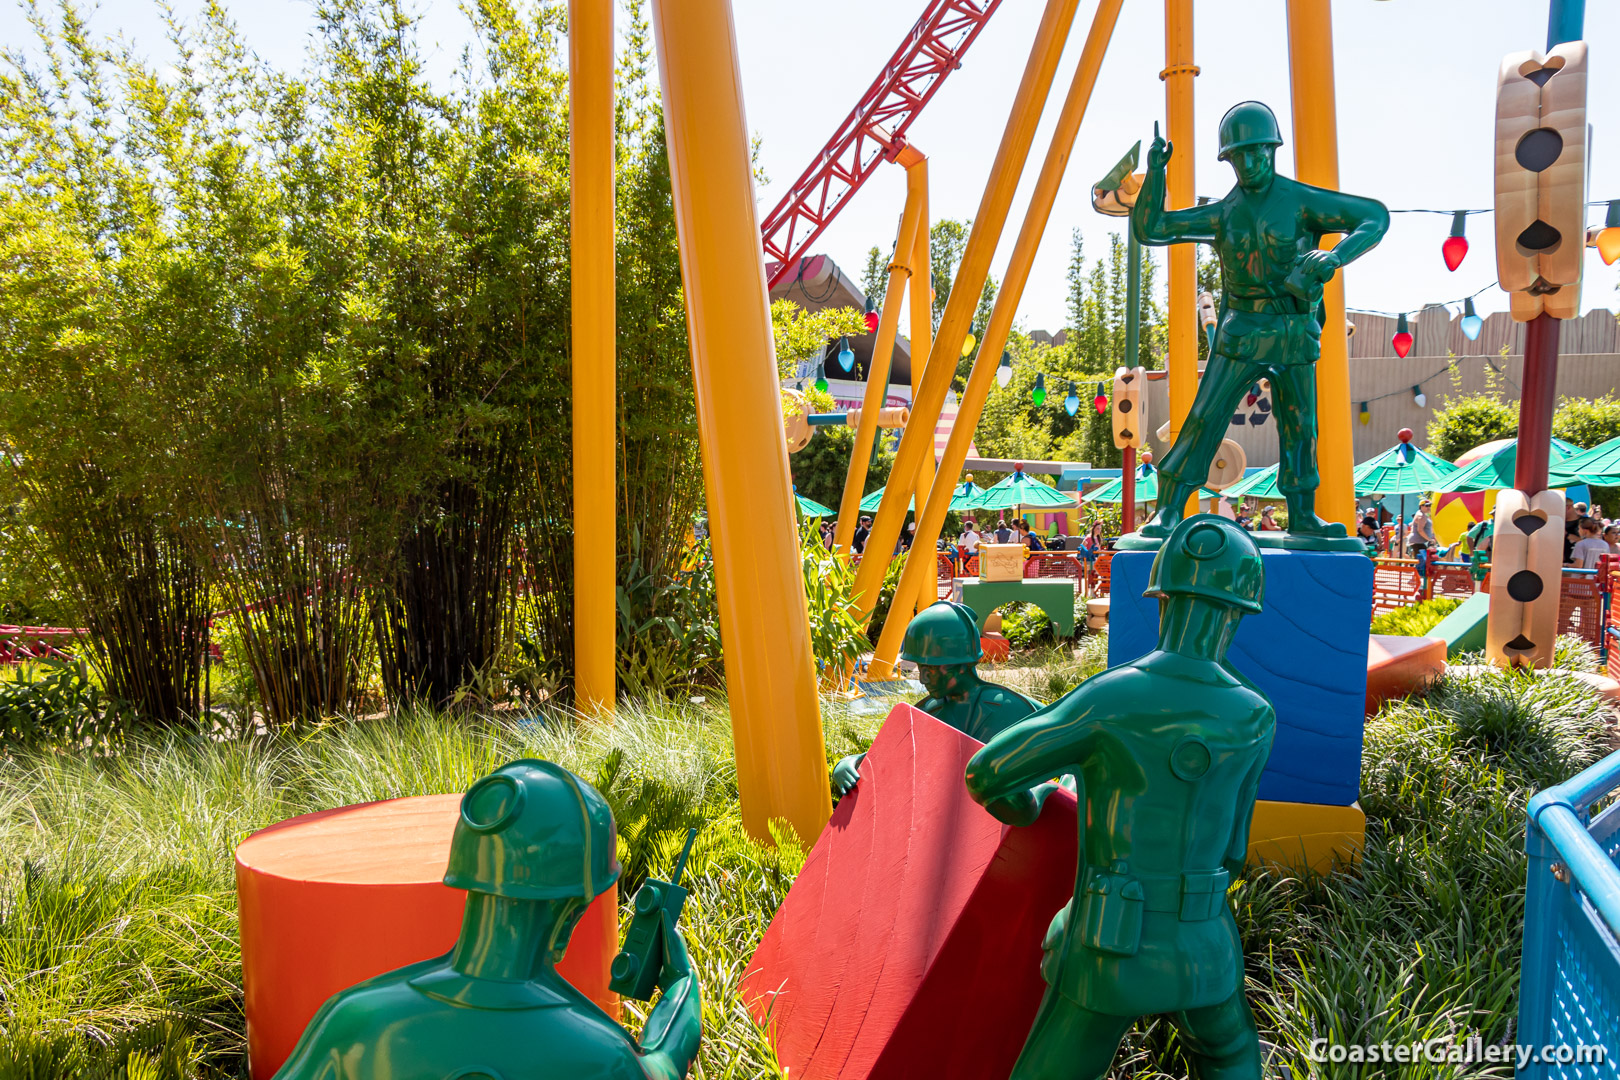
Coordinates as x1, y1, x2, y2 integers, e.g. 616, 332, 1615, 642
963, 698, 1103, 822
1132, 127, 1219, 247
635, 915, 703, 1080
1300, 186, 1389, 269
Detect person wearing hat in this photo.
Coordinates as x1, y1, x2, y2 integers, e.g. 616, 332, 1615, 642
274, 760, 703, 1080
1130, 101, 1389, 547
852, 515, 873, 555
965, 515, 1275, 1080
831, 600, 1039, 796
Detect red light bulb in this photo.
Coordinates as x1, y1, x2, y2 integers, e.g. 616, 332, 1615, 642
1392, 313, 1413, 358
864, 310, 880, 333
1094, 392, 1107, 415
1441, 235, 1468, 271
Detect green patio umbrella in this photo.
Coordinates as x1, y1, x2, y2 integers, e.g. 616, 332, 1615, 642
858, 486, 913, 513
1352, 440, 1459, 497
1549, 435, 1620, 487
795, 492, 836, 518
1081, 466, 1218, 504
856, 480, 986, 513
1220, 464, 1282, 501
974, 468, 1076, 512
1433, 438, 1580, 493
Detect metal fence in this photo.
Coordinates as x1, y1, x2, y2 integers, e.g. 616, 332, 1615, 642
1518, 747, 1620, 1080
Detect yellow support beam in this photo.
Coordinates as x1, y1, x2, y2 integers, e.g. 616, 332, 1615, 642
850, 0, 1082, 622
570, 0, 616, 716
649, 0, 832, 843
833, 173, 925, 554
1287, 0, 1356, 530
905, 152, 934, 618
1162, 0, 1200, 520
868, 0, 1124, 680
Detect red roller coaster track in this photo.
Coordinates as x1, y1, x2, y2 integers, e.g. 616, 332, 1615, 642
760, 0, 1005, 289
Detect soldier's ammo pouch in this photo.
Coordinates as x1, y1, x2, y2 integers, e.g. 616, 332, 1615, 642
1077, 861, 1144, 957
1178, 868, 1232, 922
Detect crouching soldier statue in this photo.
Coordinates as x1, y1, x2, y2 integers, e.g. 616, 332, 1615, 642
833, 600, 1039, 795
965, 516, 1275, 1079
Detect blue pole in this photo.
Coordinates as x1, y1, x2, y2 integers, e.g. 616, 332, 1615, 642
1547, 0, 1584, 48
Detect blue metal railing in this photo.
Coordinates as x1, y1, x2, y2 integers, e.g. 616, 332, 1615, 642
1518, 748, 1620, 1078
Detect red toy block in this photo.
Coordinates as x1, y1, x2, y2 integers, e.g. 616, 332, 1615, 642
742, 703, 1077, 1080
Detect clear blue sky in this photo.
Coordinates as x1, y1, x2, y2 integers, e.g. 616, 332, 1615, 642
9, 0, 1617, 334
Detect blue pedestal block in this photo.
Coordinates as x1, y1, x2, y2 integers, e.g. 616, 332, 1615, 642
1107, 549, 1373, 807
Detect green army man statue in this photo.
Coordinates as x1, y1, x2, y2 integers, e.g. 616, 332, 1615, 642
832, 600, 1039, 796
965, 516, 1275, 1080
1130, 101, 1388, 548
275, 760, 703, 1080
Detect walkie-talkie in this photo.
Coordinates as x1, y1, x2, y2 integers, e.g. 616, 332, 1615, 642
609, 827, 698, 1002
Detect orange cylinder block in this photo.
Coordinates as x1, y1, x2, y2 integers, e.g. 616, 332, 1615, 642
235, 794, 617, 1079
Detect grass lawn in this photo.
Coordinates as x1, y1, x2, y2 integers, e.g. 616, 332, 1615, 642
0, 635, 1613, 1078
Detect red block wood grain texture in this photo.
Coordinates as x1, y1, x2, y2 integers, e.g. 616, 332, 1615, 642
236, 794, 616, 1079
742, 703, 1077, 1080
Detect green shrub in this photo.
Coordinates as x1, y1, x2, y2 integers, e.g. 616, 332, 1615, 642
1552, 393, 1620, 450
1368, 596, 1462, 637
1426, 393, 1518, 462
0, 660, 123, 748
998, 602, 1054, 650
615, 532, 723, 698
800, 536, 869, 686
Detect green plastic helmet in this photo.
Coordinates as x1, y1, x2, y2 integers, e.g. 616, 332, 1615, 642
1217, 101, 1283, 161
443, 759, 621, 902
901, 600, 983, 666
1145, 514, 1264, 615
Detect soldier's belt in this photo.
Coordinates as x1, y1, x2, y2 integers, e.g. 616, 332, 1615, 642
1215, 307, 1321, 367
1223, 293, 1309, 315
1134, 868, 1232, 920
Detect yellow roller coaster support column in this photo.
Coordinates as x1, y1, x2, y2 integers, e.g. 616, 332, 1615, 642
570, 0, 615, 716
833, 173, 925, 554
868, 0, 1124, 681
850, 0, 1081, 623
649, 0, 831, 843
1163, 0, 1197, 517
1287, 0, 1355, 530
906, 151, 934, 617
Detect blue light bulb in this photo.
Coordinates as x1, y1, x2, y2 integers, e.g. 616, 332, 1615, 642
837, 336, 855, 372
1460, 298, 1483, 342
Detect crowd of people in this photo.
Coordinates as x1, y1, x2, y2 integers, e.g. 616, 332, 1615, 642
818, 492, 1620, 588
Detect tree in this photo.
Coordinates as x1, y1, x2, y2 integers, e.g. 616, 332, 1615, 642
1425, 394, 1519, 463
929, 218, 971, 332
0, 0, 712, 722
788, 426, 895, 517
860, 245, 885, 304
1064, 230, 1164, 371
1553, 394, 1620, 450
772, 300, 869, 381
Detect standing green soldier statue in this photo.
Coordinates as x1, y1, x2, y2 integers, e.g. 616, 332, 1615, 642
964, 516, 1275, 1080
1129, 101, 1389, 550
832, 601, 1039, 796
274, 760, 703, 1080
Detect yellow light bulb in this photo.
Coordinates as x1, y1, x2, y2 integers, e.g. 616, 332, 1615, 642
1598, 226, 1620, 267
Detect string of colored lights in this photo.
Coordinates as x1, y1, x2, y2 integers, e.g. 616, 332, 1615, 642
806, 200, 1620, 410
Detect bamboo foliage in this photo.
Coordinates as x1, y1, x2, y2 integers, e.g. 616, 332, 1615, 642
0, 0, 714, 723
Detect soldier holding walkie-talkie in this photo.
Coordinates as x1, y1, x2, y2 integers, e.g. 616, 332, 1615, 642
274, 760, 702, 1080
